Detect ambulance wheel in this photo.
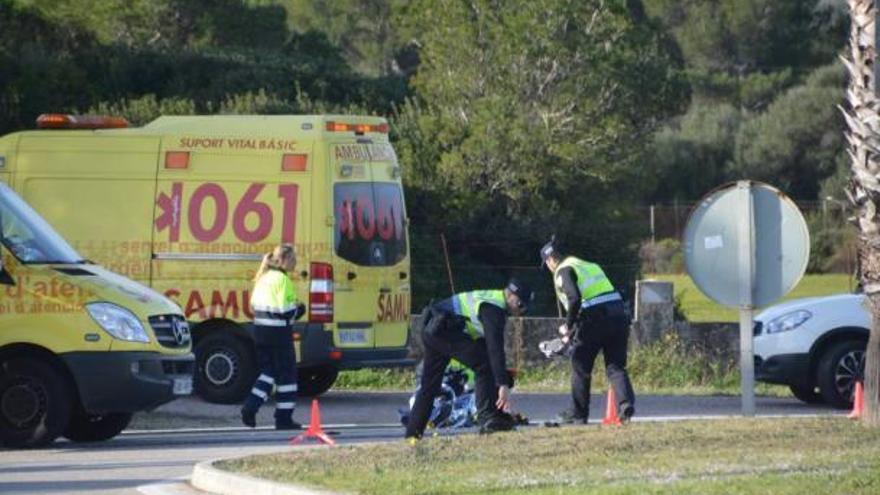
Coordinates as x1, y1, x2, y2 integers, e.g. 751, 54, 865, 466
195, 334, 256, 404
297, 365, 339, 397
63, 412, 132, 443
0, 358, 71, 448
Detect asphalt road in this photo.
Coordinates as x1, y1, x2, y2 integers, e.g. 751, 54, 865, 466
0, 392, 841, 495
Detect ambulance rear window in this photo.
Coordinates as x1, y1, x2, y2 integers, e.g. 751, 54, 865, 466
334, 183, 407, 266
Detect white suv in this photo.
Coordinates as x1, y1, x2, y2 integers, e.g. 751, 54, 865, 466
753, 293, 868, 409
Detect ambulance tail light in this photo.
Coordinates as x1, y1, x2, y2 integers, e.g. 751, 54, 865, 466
36, 114, 129, 129
309, 262, 334, 323
325, 121, 389, 134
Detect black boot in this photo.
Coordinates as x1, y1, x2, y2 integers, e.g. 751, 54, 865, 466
241, 407, 256, 428
275, 417, 302, 430
618, 402, 635, 423
479, 412, 516, 434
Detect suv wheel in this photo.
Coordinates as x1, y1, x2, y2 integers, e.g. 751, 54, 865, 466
788, 384, 823, 405
817, 340, 865, 409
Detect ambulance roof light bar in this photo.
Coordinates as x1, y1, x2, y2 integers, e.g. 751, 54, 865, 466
325, 121, 388, 134
36, 114, 129, 130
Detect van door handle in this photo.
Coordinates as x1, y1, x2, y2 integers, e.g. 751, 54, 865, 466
347, 272, 357, 280
399, 272, 408, 280
379, 287, 391, 294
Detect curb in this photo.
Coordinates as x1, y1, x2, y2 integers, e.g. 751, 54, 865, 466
191, 459, 342, 495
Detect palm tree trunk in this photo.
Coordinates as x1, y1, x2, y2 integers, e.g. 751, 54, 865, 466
844, 0, 880, 426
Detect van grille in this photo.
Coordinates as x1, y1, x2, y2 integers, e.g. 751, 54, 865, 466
148, 314, 191, 349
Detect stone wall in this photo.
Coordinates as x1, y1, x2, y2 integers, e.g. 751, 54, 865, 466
406, 316, 739, 368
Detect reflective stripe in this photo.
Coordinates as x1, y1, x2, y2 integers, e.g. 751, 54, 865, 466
250, 388, 268, 400
253, 309, 290, 320
276, 384, 297, 393
252, 303, 298, 313
310, 280, 332, 292
258, 374, 275, 385
276, 402, 295, 409
254, 318, 287, 326
580, 292, 622, 309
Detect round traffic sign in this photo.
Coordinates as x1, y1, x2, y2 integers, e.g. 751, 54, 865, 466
683, 181, 810, 308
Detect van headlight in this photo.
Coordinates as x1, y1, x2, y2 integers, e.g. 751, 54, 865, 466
86, 303, 150, 343
764, 310, 812, 334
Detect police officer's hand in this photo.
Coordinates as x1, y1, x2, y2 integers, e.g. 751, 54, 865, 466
496, 385, 511, 412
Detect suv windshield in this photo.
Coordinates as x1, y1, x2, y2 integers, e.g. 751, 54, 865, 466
334, 182, 407, 266
0, 184, 85, 264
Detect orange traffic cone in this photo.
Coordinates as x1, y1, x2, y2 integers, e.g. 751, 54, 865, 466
601, 388, 622, 426
290, 398, 336, 446
848, 381, 864, 420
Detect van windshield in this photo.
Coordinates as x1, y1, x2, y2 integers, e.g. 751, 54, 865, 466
0, 184, 85, 264
334, 182, 407, 266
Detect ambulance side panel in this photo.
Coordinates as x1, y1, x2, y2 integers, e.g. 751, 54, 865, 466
151, 137, 313, 331
13, 134, 158, 283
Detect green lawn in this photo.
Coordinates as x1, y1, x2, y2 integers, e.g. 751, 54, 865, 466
649, 273, 856, 322
221, 417, 880, 494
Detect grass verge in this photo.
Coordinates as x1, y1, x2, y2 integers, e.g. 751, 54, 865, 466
220, 417, 880, 494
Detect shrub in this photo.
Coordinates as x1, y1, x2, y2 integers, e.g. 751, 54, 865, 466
639, 238, 684, 274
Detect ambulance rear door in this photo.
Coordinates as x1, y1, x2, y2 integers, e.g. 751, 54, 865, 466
329, 141, 408, 349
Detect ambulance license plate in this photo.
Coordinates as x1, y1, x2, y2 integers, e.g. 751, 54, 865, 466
339, 329, 368, 344
173, 376, 193, 395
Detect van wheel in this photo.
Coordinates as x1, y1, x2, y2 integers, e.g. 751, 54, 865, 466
195, 334, 256, 404
0, 359, 71, 448
817, 340, 865, 409
63, 412, 132, 443
298, 366, 339, 397
788, 384, 823, 405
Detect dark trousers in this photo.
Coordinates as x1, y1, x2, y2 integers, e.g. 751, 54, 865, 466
570, 301, 635, 419
243, 328, 298, 421
405, 329, 499, 438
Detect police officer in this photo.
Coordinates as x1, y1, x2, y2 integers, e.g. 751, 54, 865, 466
405, 280, 532, 440
540, 239, 635, 424
241, 244, 305, 430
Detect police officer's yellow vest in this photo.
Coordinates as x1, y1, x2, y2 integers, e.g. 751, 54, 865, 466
452, 290, 506, 339
251, 269, 298, 327
553, 257, 615, 312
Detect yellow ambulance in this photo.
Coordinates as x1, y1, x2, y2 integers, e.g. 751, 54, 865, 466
0, 114, 413, 404
0, 182, 193, 448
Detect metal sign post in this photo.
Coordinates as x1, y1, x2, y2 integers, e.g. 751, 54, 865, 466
736, 181, 756, 416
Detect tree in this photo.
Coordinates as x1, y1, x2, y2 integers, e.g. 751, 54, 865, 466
396, 0, 688, 312
280, 0, 412, 76
732, 62, 847, 199
842, 0, 880, 425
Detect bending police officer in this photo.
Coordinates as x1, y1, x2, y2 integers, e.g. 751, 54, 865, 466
405, 280, 533, 439
540, 240, 635, 424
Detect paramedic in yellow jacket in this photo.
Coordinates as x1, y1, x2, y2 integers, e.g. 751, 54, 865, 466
241, 244, 306, 430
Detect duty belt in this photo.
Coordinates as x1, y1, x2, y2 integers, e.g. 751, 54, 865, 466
580, 292, 622, 309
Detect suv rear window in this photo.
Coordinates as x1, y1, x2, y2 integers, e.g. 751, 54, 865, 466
334, 182, 407, 266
